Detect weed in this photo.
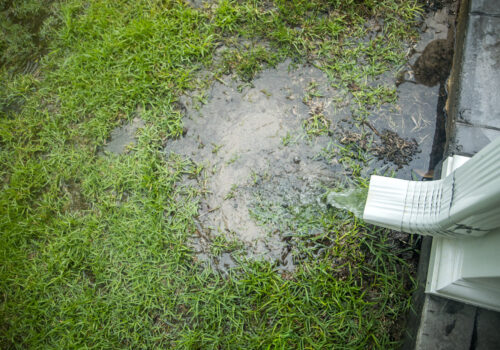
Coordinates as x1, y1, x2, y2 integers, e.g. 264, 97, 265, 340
281, 131, 292, 146
226, 152, 240, 165
224, 184, 238, 200
210, 233, 242, 256
211, 143, 223, 154
303, 113, 331, 137
260, 88, 272, 97
302, 81, 324, 104
221, 45, 280, 82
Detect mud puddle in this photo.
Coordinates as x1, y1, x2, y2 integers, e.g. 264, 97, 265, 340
164, 4, 457, 273
167, 62, 346, 272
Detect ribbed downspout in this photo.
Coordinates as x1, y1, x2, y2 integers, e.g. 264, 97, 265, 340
363, 137, 500, 238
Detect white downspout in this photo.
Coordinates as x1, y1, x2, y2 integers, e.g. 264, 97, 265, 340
363, 137, 500, 238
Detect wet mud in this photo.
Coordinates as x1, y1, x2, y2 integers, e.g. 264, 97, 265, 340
413, 39, 454, 86
159, 4, 457, 272
104, 117, 145, 154
167, 62, 344, 271
372, 3, 456, 178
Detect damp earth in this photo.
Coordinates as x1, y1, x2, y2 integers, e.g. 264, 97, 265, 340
103, 116, 145, 154
158, 4, 457, 273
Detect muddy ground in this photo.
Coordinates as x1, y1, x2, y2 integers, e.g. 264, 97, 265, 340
106, 4, 457, 272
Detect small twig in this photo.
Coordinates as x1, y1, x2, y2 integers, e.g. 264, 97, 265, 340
194, 220, 211, 242
198, 206, 220, 218
215, 76, 226, 85
362, 120, 382, 138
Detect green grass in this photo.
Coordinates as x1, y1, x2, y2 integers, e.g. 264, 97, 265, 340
303, 113, 331, 137
1, 0, 421, 348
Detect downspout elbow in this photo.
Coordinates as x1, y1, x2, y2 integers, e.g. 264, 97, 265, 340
363, 138, 500, 238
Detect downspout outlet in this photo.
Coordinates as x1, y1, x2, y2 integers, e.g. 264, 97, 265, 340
363, 137, 500, 238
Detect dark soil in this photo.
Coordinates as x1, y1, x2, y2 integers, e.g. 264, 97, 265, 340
413, 39, 454, 86
374, 130, 420, 168
339, 122, 420, 169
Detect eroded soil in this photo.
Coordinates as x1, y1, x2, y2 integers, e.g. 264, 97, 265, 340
167, 62, 342, 270
104, 3, 457, 272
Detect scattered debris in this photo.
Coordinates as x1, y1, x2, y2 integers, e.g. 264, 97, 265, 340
339, 121, 420, 168
374, 130, 420, 168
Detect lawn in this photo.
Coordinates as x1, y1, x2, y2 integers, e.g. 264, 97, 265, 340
1, 0, 420, 348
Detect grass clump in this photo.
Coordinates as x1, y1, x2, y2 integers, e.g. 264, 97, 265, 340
1, 0, 421, 348
207, 0, 421, 102
303, 113, 331, 136
0, 0, 59, 72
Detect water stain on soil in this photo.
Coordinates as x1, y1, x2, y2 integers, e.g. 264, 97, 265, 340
61, 180, 88, 213
165, 4, 456, 272
104, 117, 145, 154
413, 39, 454, 86
168, 62, 344, 269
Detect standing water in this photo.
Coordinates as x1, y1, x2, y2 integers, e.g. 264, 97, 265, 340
326, 188, 368, 218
